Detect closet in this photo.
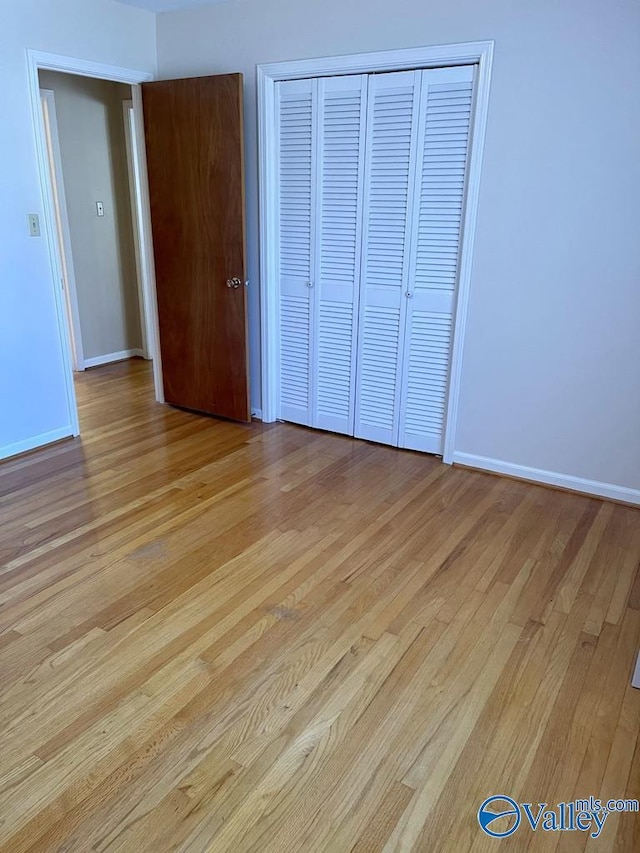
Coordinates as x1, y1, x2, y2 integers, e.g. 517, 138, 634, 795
277, 65, 475, 455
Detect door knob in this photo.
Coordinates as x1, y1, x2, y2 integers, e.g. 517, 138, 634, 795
226, 277, 242, 289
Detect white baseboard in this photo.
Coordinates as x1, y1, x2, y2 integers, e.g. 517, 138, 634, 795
0, 425, 74, 462
83, 348, 144, 369
452, 452, 640, 506
251, 408, 263, 421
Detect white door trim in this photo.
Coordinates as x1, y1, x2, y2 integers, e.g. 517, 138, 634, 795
123, 99, 148, 359
26, 49, 164, 443
128, 86, 165, 401
39, 87, 85, 372
257, 41, 494, 463
123, 99, 154, 362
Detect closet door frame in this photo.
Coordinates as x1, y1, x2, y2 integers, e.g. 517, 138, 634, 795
258, 41, 494, 463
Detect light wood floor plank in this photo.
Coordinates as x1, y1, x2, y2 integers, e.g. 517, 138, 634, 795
0, 359, 638, 852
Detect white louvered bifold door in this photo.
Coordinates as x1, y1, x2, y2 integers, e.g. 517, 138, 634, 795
313, 75, 368, 434
398, 66, 475, 454
354, 70, 422, 446
277, 78, 316, 425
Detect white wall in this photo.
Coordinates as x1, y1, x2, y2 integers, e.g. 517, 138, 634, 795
0, 0, 155, 458
156, 0, 640, 496
39, 71, 142, 362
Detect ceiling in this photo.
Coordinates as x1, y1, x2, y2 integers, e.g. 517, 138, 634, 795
115, 0, 226, 12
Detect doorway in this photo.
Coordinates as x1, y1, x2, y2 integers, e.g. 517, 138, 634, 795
27, 50, 163, 438
39, 72, 147, 372
30, 51, 252, 440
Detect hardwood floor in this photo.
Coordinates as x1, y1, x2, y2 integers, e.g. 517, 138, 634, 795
1, 358, 639, 852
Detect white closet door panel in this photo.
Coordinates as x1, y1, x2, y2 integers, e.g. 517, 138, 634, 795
401, 306, 454, 453
314, 75, 367, 434
355, 70, 421, 446
357, 287, 403, 444
280, 279, 312, 423
278, 78, 316, 425
400, 66, 474, 454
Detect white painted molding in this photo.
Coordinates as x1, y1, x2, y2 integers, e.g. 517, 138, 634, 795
0, 426, 73, 462
123, 99, 150, 360
130, 84, 165, 403
258, 41, 495, 81
39, 88, 85, 372
257, 60, 279, 424
251, 408, 263, 421
452, 452, 640, 506
27, 52, 81, 436
25, 48, 160, 448
257, 41, 494, 438
83, 349, 144, 369
27, 50, 153, 85
442, 49, 494, 465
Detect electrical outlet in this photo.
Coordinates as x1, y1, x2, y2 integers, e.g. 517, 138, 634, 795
96, 201, 105, 217
27, 213, 40, 237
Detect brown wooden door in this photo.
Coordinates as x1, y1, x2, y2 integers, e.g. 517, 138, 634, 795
142, 74, 250, 421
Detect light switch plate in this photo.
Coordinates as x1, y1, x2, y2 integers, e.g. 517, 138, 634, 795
96, 201, 104, 217
27, 213, 40, 237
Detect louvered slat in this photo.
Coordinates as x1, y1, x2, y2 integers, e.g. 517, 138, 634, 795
278, 79, 315, 425
358, 307, 402, 433
314, 75, 367, 434
413, 75, 472, 293
355, 71, 421, 446
279, 88, 313, 278
400, 66, 474, 454
280, 295, 310, 413
317, 301, 354, 419
403, 311, 452, 438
